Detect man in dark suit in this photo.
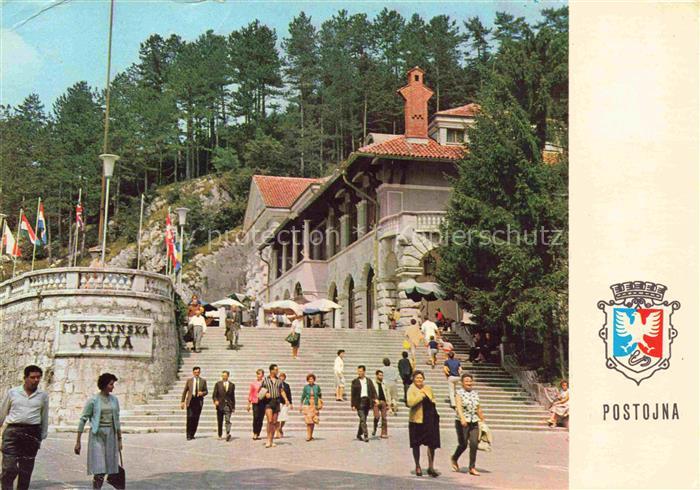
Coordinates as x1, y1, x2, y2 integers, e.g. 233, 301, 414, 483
212, 370, 236, 441
398, 351, 413, 406
180, 366, 208, 440
350, 365, 377, 442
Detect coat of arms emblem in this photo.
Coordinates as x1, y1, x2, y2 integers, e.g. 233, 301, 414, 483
598, 281, 680, 384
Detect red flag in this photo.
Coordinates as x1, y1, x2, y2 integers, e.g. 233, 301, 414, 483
76, 202, 84, 230
165, 214, 179, 269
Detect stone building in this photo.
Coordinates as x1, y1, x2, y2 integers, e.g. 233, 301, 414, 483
243, 67, 471, 329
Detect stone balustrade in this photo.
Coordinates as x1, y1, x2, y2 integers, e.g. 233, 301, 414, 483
0, 267, 177, 428
0, 267, 173, 306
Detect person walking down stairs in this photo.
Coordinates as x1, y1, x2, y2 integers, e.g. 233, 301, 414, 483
180, 367, 208, 440
350, 365, 377, 443
212, 371, 235, 442
246, 369, 265, 440
334, 350, 346, 401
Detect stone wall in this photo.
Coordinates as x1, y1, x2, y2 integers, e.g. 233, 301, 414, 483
0, 268, 178, 428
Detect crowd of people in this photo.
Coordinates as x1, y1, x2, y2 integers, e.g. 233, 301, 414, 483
0, 301, 568, 488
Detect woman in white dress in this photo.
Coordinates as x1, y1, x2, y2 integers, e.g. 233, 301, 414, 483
547, 380, 569, 427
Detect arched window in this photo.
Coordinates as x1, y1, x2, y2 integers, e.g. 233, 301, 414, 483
294, 282, 303, 300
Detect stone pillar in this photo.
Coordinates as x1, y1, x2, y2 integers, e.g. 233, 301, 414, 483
303, 220, 311, 260
337, 293, 348, 329
355, 287, 368, 329
356, 200, 368, 238
339, 215, 351, 249
291, 229, 299, 267
281, 243, 288, 273
376, 280, 398, 330
326, 226, 335, 258
270, 248, 278, 280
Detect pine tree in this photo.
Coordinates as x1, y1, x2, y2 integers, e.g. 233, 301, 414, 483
437, 80, 568, 379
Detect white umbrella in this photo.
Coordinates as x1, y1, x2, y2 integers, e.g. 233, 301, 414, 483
262, 299, 303, 316
304, 298, 342, 313
212, 297, 245, 308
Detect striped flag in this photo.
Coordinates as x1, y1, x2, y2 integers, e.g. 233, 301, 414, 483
36, 201, 47, 245
20, 213, 37, 245
1, 222, 21, 257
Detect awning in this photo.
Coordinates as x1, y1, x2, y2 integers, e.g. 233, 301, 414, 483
399, 279, 447, 302
303, 298, 342, 315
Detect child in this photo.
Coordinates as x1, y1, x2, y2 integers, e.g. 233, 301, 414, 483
428, 336, 439, 368
440, 338, 454, 361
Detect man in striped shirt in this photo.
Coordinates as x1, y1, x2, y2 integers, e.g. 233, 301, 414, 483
260, 364, 289, 448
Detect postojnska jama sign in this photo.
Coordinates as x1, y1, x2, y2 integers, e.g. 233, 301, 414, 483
54, 316, 154, 358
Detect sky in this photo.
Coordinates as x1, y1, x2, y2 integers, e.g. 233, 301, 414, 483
0, 0, 563, 109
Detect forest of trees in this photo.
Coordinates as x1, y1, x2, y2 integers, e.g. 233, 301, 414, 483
0, 7, 567, 264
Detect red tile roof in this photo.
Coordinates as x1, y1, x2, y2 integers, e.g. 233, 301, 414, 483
358, 135, 465, 161
253, 175, 323, 208
435, 103, 481, 117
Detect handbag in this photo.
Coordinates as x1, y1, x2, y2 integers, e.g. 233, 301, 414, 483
285, 332, 300, 344
402, 339, 411, 349
183, 327, 193, 343
106, 450, 126, 489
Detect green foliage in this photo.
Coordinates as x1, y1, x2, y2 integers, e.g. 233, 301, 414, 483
1, 6, 568, 283
211, 147, 240, 174
437, 10, 568, 379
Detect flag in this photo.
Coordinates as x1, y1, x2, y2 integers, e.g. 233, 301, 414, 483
173, 237, 182, 273
76, 202, 84, 230
2, 222, 21, 257
165, 213, 180, 271
36, 202, 47, 245
19, 213, 37, 245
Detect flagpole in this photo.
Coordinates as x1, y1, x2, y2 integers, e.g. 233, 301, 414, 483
13, 209, 23, 277
136, 193, 144, 270
31, 197, 41, 271
167, 207, 172, 277
73, 188, 82, 267
47, 214, 52, 265
0, 213, 5, 282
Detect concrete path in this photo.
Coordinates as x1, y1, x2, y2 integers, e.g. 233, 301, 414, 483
25, 428, 567, 489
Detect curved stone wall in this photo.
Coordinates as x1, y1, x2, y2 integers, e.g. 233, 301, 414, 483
0, 268, 178, 427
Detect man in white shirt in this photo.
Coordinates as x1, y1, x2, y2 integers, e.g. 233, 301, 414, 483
0, 365, 49, 490
334, 350, 346, 401
421, 317, 439, 344
188, 307, 207, 353
350, 366, 377, 442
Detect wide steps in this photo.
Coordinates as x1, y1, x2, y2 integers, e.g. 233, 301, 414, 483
120, 328, 558, 433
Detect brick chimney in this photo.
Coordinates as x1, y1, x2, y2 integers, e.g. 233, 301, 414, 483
398, 67, 434, 143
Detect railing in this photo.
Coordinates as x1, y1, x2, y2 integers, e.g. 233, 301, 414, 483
415, 212, 446, 232
0, 267, 173, 304
378, 211, 447, 236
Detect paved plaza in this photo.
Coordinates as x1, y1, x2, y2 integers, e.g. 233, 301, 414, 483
25, 428, 567, 489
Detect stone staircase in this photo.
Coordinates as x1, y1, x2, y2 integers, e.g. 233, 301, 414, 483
120, 327, 559, 433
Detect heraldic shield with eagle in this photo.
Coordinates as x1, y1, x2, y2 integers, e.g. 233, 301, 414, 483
598, 281, 680, 384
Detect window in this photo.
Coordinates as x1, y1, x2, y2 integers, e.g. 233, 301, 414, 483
446, 128, 465, 144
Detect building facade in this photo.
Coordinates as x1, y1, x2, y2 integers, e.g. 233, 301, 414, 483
243, 67, 473, 329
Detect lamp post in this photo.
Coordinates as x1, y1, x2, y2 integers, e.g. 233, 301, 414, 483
175, 207, 189, 287
99, 154, 119, 266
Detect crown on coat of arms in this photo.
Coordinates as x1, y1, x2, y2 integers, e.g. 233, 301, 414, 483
610, 281, 667, 302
